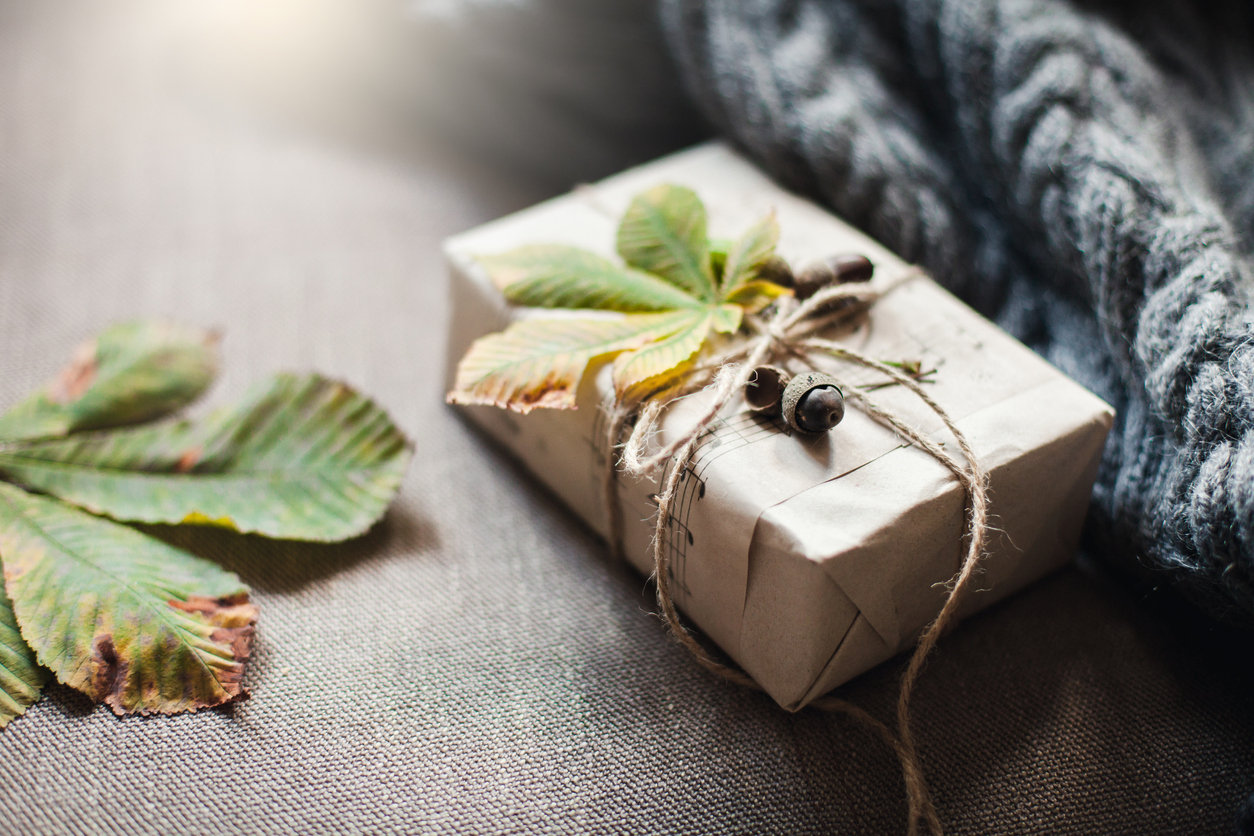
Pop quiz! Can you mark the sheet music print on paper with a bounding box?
[654,412,790,602]
[588,407,790,601]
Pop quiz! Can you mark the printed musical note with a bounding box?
[657,410,790,602]
[584,402,795,604]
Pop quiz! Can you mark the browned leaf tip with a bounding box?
[88,634,128,713]
[170,592,257,629]
[200,593,258,707]
[446,372,579,414]
[84,594,258,716]
[48,340,98,404]
[498,379,578,413]
[171,594,258,702]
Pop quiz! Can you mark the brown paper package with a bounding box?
[443,143,1113,710]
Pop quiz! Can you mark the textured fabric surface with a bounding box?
[661,0,1254,627]
[1,1,1253,834]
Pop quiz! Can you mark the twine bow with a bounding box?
[601,266,989,836]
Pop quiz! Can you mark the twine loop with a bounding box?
[601,265,988,836]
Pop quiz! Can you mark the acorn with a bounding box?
[794,254,875,301]
[744,365,790,415]
[781,371,845,434]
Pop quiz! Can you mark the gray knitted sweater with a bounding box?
[661,0,1254,625]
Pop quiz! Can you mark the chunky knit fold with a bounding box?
[662,0,1254,625]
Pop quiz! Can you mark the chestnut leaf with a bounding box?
[449,184,788,412]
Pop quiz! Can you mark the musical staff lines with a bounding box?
[655,411,789,600]
[585,400,792,602]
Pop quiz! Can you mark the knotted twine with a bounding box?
[600,267,989,836]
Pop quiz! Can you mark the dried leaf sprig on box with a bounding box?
[0,322,413,724]
[447,184,794,411]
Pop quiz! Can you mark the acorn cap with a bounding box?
[757,255,796,289]
[794,253,876,300]
[744,365,790,414]
[792,266,833,301]
[827,253,875,284]
[781,371,845,434]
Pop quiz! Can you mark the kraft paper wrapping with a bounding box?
[443,143,1113,710]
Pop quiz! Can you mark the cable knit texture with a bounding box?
[661,0,1254,626]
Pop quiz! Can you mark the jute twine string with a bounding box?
[601,267,989,836]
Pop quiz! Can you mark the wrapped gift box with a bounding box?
[443,143,1113,710]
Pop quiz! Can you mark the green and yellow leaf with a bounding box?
[0,587,45,728]
[449,312,696,413]
[612,308,713,401]
[0,483,255,715]
[616,184,716,302]
[0,321,218,443]
[450,186,806,412]
[720,211,780,296]
[723,280,790,312]
[0,374,413,542]
[479,245,701,312]
[711,303,744,334]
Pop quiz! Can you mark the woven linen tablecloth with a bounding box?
[0,1,1251,833]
